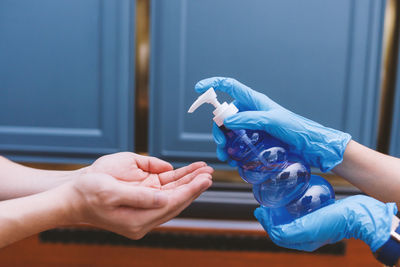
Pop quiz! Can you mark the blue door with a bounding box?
[0,0,136,163]
[149,0,386,167]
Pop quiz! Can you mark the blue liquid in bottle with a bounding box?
[221,126,335,225]
[188,87,334,226]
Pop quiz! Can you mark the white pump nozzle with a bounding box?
[188,87,238,126]
[188,88,221,113]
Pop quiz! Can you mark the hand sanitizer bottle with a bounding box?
[188,88,335,225]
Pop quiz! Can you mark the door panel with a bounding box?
[149,0,385,167]
[0,0,135,163]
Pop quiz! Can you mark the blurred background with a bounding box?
[0,0,400,266]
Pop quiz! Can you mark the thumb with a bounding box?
[135,155,173,174]
[224,111,270,131]
[254,206,273,231]
[212,123,226,146]
[113,184,168,208]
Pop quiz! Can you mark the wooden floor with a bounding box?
[0,235,381,267]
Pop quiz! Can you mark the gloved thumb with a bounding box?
[212,123,226,146]
[254,206,272,232]
[224,111,270,131]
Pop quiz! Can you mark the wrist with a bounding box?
[56,179,87,225]
[317,131,352,172]
[0,183,76,247]
[51,181,82,226]
[23,182,78,228]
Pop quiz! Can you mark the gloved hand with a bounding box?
[254,195,397,252]
[195,77,352,172]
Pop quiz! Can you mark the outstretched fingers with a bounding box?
[170,174,211,212]
[162,166,213,190]
[116,174,212,238]
[158,161,209,185]
[152,174,212,226]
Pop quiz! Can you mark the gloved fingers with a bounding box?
[279,206,346,243]
[255,203,346,245]
[195,77,274,111]
[255,196,396,253]
[216,146,228,162]
[212,123,226,147]
[254,207,310,245]
[212,123,228,161]
[282,195,397,253]
[224,110,308,159]
[212,123,238,166]
[232,100,249,112]
[215,147,238,166]
[233,99,262,113]
[267,233,325,252]
[254,207,321,251]
[254,206,273,231]
[195,77,249,97]
[224,111,270,131]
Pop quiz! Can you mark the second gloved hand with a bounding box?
[254,195,397,252]
[195,77,352,172]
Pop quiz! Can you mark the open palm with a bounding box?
[87,152,213,189]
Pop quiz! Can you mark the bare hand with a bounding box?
[86,152,212,189]
[67,158,213,239]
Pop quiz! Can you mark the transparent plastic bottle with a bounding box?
[189,88,335,225]
[221,126,334,224]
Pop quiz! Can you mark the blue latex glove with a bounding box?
[195,77,352,172]
[254,195,397,252]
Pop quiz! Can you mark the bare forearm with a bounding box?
[0,156,82,199]
[0,183,73,247]
[333,140,400,203]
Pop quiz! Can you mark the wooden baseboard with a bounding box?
[0,231,381,267]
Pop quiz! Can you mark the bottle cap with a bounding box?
[188,88,238,126]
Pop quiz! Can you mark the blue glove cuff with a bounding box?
[319,132,352,172]
[367,203,398,252]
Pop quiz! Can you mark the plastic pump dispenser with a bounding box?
[188,88,239,127]
[189,88,335,225]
